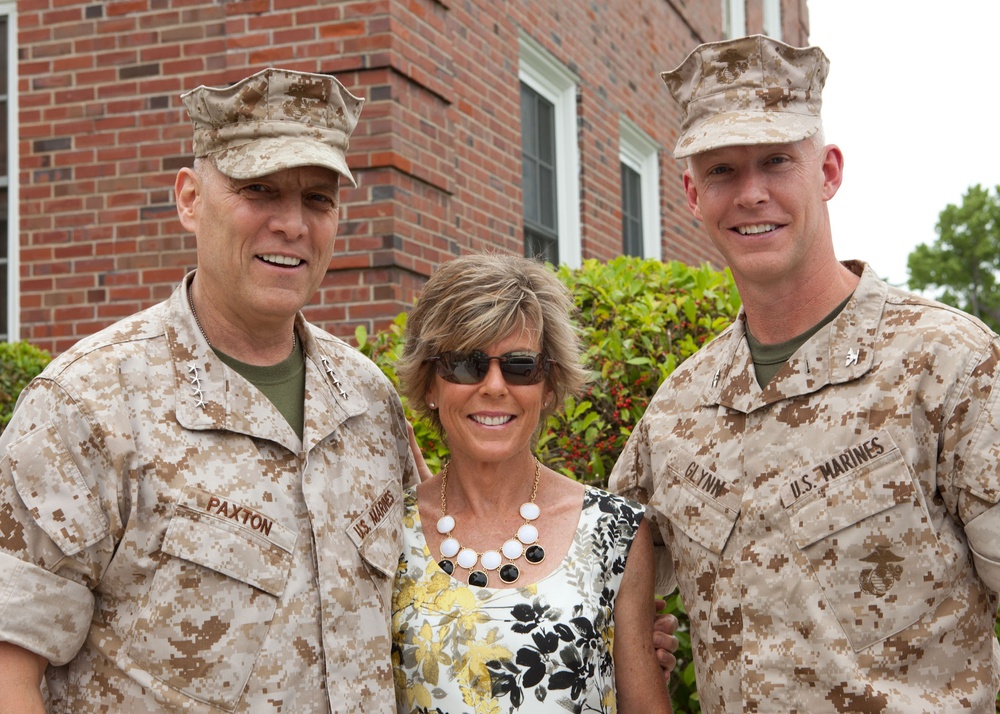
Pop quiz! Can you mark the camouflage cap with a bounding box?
[181,68,365,186]
[662,34,829,159]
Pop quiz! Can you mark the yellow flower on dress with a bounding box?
[408,682,433,711]
[600,606,615,653]
[412,621,453,686]
[602,684,617,712]
[430,582,490,636]
[451,627,511,714]
[462,688,503,714]
[395,567,451,619]
[454,627,512,693]
[393,573,417,613]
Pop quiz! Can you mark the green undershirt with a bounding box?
[746,294,852,388]
[213,335,306,439]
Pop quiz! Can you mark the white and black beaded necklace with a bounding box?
[435,459,546,587]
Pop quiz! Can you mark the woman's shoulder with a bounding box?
[573,487,645,581]
[583,486,645,523]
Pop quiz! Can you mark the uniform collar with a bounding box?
[705,261,886,413]
[165,271,367,452]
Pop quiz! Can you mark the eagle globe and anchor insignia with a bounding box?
[715,48,751,84]
[859,545,905,597]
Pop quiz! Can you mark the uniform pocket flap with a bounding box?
[657,451,740,557]
[660,477,738,557]
[165,501,294,597]
[346,486,402,577]
[8,422,110,557]
[783,437,914,549]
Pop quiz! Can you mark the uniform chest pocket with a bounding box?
[347,485,403,579]
[122,499,296,712]
[657,455,740,608]
[781,436,947,651]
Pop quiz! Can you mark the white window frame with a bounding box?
[723,0,746,39]
[1,4,17,342]
[762,0,782,40]
[518,32,581,269]
[619,117,661,260]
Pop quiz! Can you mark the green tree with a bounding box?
[907,184,1000,331]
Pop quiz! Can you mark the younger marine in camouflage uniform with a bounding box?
[611,36,1000,712]
[0,68,417,712]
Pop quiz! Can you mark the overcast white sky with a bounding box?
[807,0,1000,287]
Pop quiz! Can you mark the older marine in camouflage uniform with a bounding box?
[0,68,417,712]
[611,36,1000,712]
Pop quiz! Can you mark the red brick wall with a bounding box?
[14,0,808,355]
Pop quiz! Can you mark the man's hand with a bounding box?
[653,599,679,683]
[406,421,434,482]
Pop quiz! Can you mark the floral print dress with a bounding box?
[391,487,644,714]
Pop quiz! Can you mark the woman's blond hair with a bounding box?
[398,252,588,436]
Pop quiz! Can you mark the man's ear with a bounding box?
[820,144,845,202]
[682,170,703,221]
[175,167,200,233]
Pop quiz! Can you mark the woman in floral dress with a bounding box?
[392,253,671,714]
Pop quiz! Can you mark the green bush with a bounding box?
[356,313,453,475]
[541,257,740,486]
[0,341,52,436]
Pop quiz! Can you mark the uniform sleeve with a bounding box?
[0,378,116,664]
[609,417,676,595]
[964,504,1000,592]
[942,338,1000,591]
[390,393,420,491]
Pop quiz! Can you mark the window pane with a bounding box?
[621,164,643,257]
[0,99,7,176]
[522,157,539,224]
[524,227,558,265]
[0,18,6,96]
[520,83,559,264]
[763,0,782,39]
[0,188,7,341]
[0,268,7,340]
[1,16,9,340]
[0,189,7,263]
[536,99,554,163]
[520,84,537,155]
[538,165,555,227]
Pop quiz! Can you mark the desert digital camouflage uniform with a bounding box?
[611,262,1000,712]
[0,273,417,712]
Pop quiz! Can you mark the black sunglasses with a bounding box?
[426,350,555,386]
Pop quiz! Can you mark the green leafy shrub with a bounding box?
[356,314,452,475]
[541,257,740,486]
[0,341,52,436]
